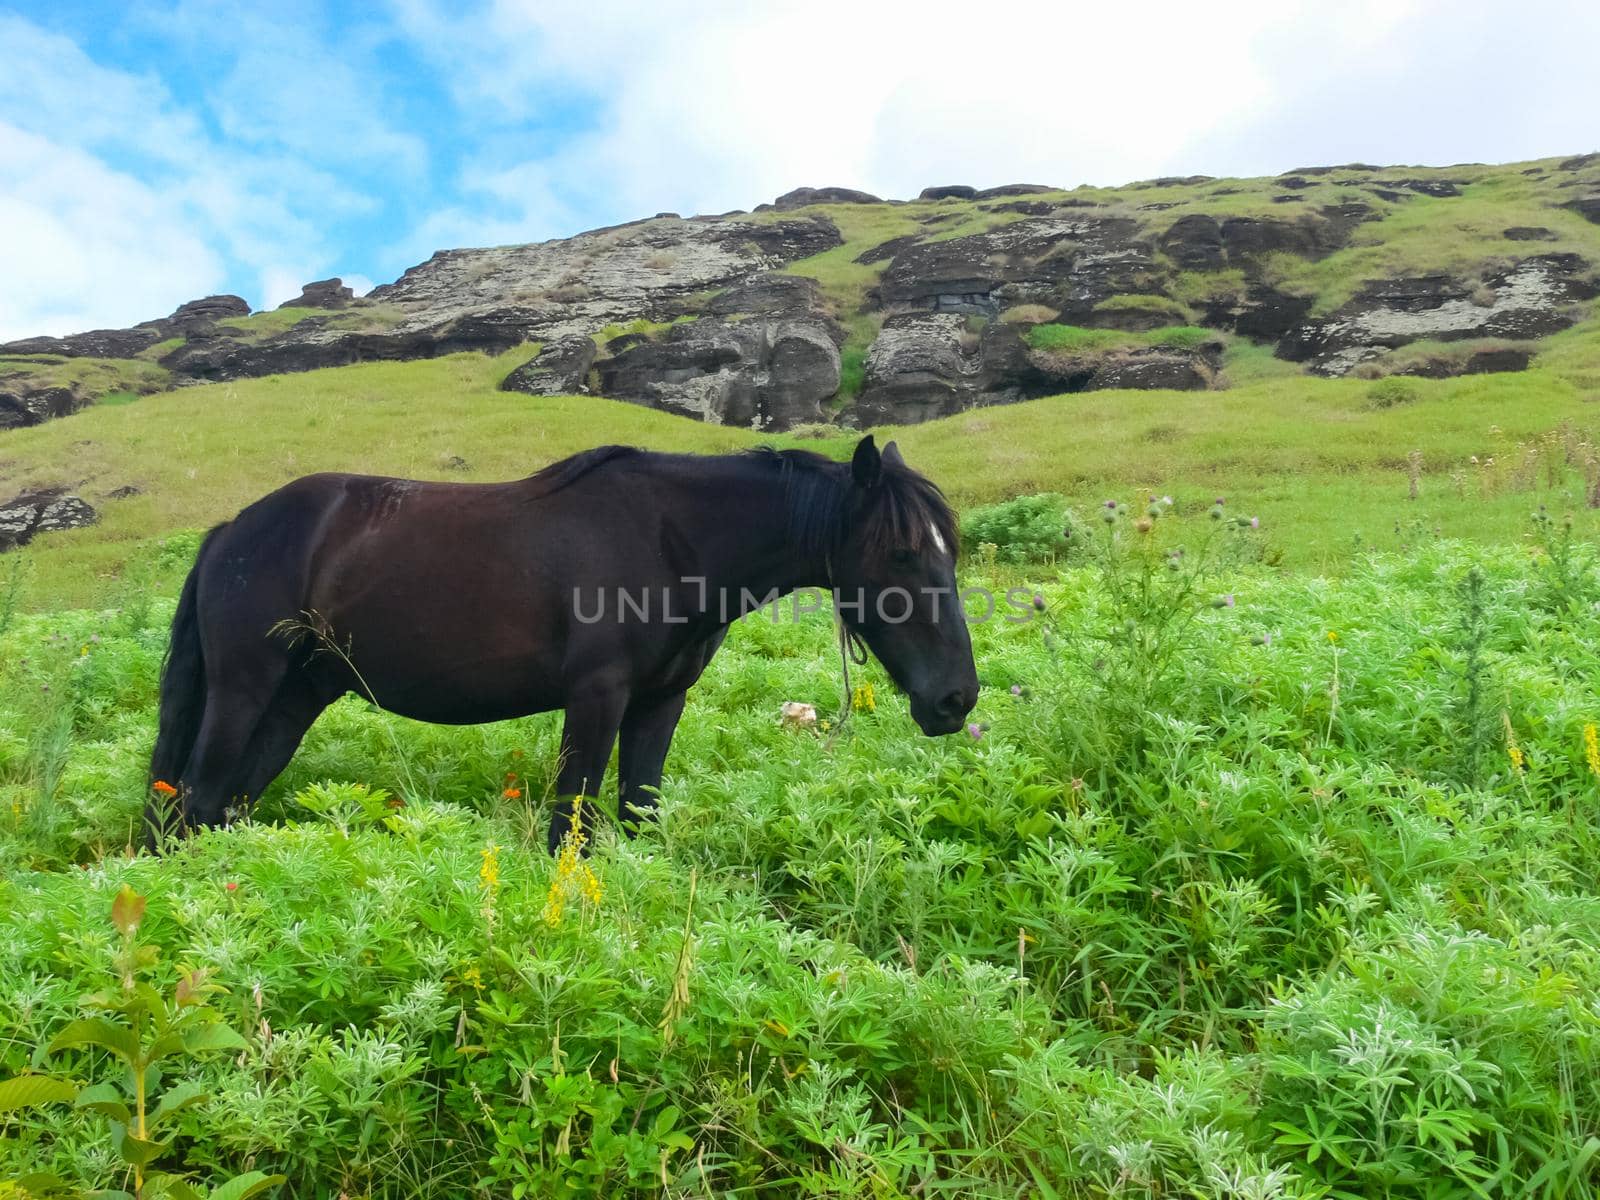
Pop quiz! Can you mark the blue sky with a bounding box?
[3,0,1598,339]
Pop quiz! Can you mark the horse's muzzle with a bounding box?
[912,684,978,736]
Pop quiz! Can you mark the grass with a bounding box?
[5,529,1600,1194]
[0,354,171,405]
[215,302,411,342]
[4,340,1600,605]
[1025,322,1216,353]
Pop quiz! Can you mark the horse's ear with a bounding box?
[881,440,906,470]
[851,435,882,489]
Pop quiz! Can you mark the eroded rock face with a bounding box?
[855,312,1219,425]
[0,328,162,359]
[599,316,840,429]
[1278,255,1599,374]
[0,489,98,552]
[0,381,88,430]
[0,294,251,360]
[5,159,1598,430]
[875,215,1156,320]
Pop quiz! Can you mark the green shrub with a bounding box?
[1368,376,1422,407]
[959,492,1075,562]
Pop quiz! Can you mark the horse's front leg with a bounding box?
[617,689,688,834]
[550,676,630,853]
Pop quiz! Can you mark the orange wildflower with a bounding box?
[151,780,177,797]
[503,787,522,799]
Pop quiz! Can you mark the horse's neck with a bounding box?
[673,462,828,610]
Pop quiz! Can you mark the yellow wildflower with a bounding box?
[1502,712,1524,774]
[462,965,483,993]
[543,795,603,927]
[479,842,501,931]
[479,842,501,892]
[1584,723,1600,778]
[851,682,876,713]
[1326,630,1339,643]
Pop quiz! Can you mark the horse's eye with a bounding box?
[891,548,918,568]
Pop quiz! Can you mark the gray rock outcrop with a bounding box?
[0,489,98,552]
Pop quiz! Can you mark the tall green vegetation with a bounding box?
[5,513,1600,1194]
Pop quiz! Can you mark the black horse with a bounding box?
[148,435,978,850]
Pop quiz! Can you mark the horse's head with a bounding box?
[827,436,979,735]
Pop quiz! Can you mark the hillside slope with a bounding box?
[4,154,1599,435]
[3,323,1598,608]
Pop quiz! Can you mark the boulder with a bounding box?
[597,316,840,430]
[1504,226,1557,241]
[0,488,98,552]
[974,184,1056,198]
[279,278,355,310]
[1565,196,1600,225]
[768,186,882,210]
[855,313,998,426]
[919,185,977,201]
[1394,345,1534,378]
[1559,153,1600,171]
[163,295,250,332]
[499,336,598,396]
[1087,349,1214,391]
[0,381,88,430]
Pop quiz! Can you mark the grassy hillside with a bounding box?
[4,311,1600,608]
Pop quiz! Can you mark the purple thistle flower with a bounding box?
[1250,516,1260,529]
[1010,684,1023,696]
[967,723,983,741]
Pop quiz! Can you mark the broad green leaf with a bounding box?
[142,1172,206,1200]
[111,1124,175,1167]
[145,1032,186,1064]
[181,1024,249,1055]
[150,1079,209,1127]
[0,1073,78,1111]
[74,1081,132,1123]
[207,1171,287,1200]
[48,1017,140,1063]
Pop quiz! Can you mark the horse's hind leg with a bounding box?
[179,686,277,829]
[234,674,331,810]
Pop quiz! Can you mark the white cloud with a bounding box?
[385,0,1598,267]
[0,123,224,340]
[0,11,386,337]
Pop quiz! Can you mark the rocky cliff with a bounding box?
[5,154,1599,434]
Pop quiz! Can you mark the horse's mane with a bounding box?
[747,446,959,561]
[524,443,957,560]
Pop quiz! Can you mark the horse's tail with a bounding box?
[148,524,227,813]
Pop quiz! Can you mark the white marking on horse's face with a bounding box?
[929,521,948,556]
